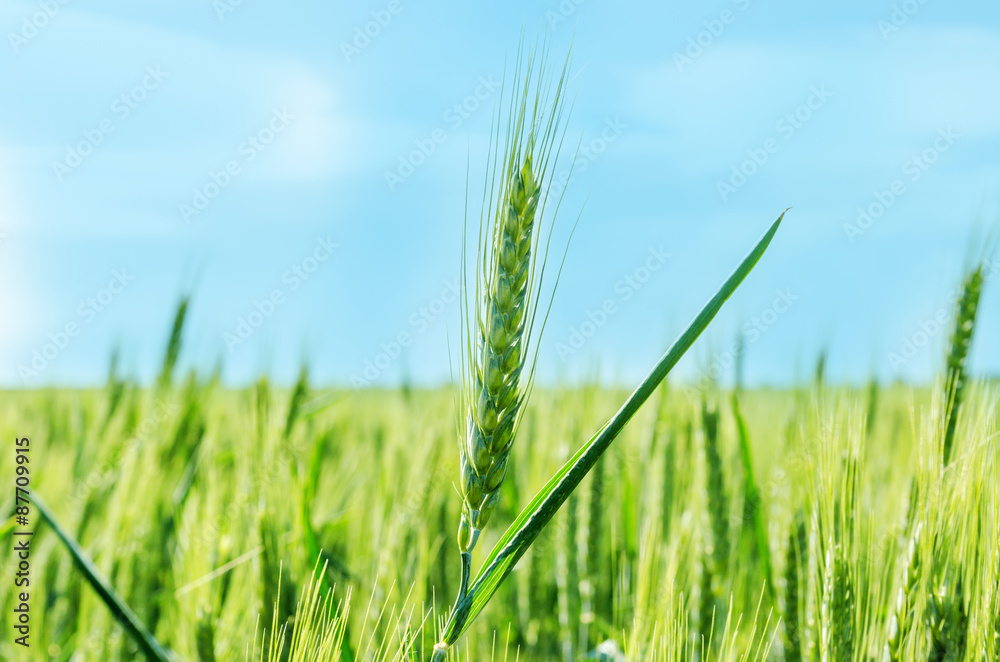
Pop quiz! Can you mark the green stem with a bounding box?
[458,551,472,605]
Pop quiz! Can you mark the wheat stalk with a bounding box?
[436,47,572,661]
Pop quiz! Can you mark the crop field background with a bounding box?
[2,2,1000,661]
[0,322,997,660]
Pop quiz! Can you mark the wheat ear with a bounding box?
[927,573,968,662]
[783,512,806,662]
[702,398,730,576]
[883,523,922,662]
[196,606,217,662]
[992,542,999,662]
[942,265,983,465]
[458,51,570,554]
[696,532,716,657]
[459,154,540,549]
[820,544,853,662]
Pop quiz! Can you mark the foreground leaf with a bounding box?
[30,491,176,662]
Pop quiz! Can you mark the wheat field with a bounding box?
[0,343,996,660]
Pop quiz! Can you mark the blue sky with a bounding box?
[1,0,999,389]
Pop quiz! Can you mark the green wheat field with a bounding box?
[0,303,997,660]
[2,50,998,662]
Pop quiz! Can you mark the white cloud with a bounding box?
[252,68,354,182]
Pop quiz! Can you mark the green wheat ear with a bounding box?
[783,511,806,662]
[992,542,1000,662]
[927,572,968,662]
[458,49,572,552]
[701,397,729,578]
[883,523,922,662]
[820,543,854,662]
[460,154,540,543]
[942,265,983,465]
